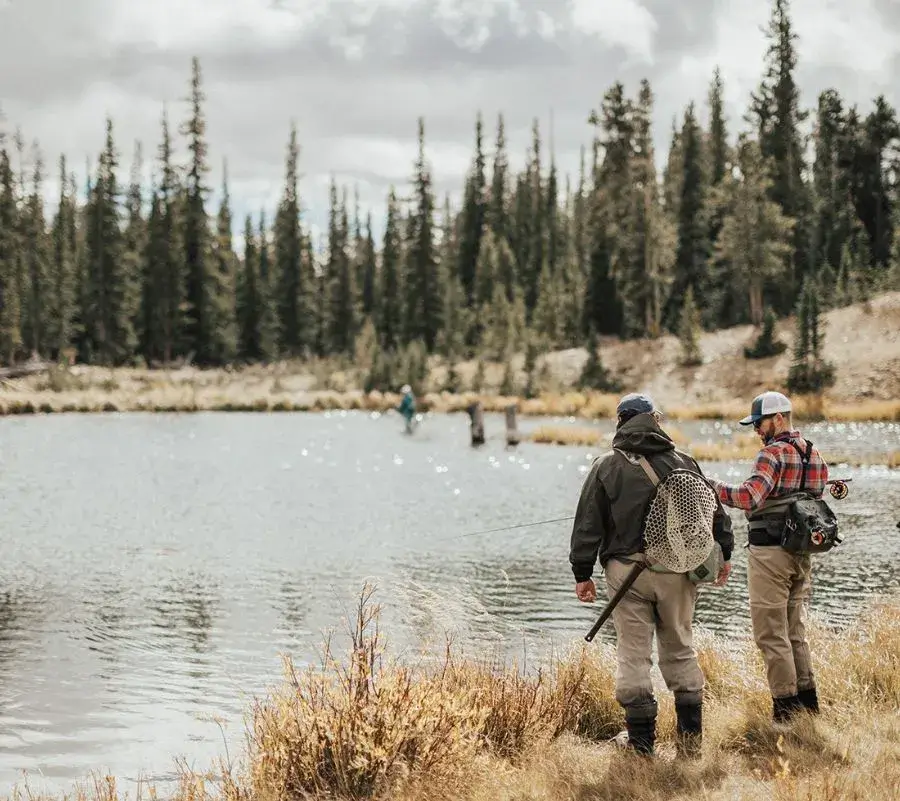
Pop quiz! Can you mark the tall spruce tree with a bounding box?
[665,102,709,330]
[257,211,279,360]
[457,112,487,305]
[275,123,308,355]
[122,143,146,353]
[23,147,49,356]
[326,181,356,355]
[378,188,403,350]
[181,57,216,363]
[86,118,134,364]
[48,155,76,359]
[210,160,238,361]
[404,118,442,349]
[750,0,809,303]
[716,136,794,324]
[0,129,21,363]
[142,109,184,364]
[237,214,261,360]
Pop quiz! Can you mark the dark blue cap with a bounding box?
[616,393,660,418]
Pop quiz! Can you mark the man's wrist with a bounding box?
[572,564,593,583]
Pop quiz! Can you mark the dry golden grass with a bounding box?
[528,425,607,446]
[3,365,900,423]
[8,590,900,801]
[527,425,900,467]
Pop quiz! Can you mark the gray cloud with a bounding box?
[1,0,899,248]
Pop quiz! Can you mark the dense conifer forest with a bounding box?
[0,0,897,394]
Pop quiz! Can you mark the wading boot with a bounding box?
[675,702,703,759]
[798,687,820,714]
[772,694,803,723]
[622,703,657,756]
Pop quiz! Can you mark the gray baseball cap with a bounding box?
[616,393,661,417]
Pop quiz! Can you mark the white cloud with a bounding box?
[570,0,658,64]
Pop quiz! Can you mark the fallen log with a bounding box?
[0,361,53,380]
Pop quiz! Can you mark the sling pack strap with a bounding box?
[613,448,661,486]
[786,439,814,492]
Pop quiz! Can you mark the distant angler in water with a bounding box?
[397,384,416,434]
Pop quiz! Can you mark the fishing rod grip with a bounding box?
[584,562,646,643]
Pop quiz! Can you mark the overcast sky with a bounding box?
[1,0,899,250]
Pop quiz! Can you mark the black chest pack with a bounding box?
[759,439,842,555]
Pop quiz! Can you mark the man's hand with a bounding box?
[714,561,732,586]
[576,579,597,602]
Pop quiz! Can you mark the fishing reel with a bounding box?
[828,479,850,500]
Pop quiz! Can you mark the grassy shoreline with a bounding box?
[2,364,900,422]
[528,425,900,467]
[10,587,900,801]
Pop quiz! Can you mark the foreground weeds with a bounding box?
[7,590,900,801]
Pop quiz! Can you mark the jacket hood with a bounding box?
[611,413,676,454]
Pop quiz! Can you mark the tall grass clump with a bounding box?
[246,585,488,800]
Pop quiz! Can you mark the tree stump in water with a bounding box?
[505,403,520,446]
[467,402,485,446]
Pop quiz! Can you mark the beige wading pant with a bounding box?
[605,556,704,709]
[747,545,815,698]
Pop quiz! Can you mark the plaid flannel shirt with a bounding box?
[708,431,829,513]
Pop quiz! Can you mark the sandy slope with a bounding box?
[542,292,900,406]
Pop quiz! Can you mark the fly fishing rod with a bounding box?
[456,479,851,540]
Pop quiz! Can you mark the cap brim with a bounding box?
[739,415,757,426]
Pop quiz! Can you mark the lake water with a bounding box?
[0,411,898,792]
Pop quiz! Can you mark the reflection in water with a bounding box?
[149,575,219,655]
[0,411,896,791]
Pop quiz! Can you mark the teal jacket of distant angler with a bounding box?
[569,413,735,582]
[398,392,416,421]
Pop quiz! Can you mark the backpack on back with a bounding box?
[614,448,721,583]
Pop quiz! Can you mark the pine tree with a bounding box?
[626,79,674,338]
[359,211,377,320]
[457,112,487,305]
[811,90,852,274]
[23,146,49,356]
[181,57,216,364]
[404,118,442,349]
[706,68,735,328]
[488,114,510,245]
[744,306,787,359]
[378,188,403,350]
[237,214,261,360]
[257,211,279,360]
[142,109,184,364]
[47,156,76,359]
[579,330,619,391]
[86,118,134,364]
[122,143,146,356]
[584,83,633,336]
[0,131,22,363]
[326,181,356,355]
[787,276,835,393]
[750,0,810,301]
[275,123,308,355]
[437,197,467,359]
[708,68,729,186]
[677,285,703,366]
[210,161,238,361]
[665,102,709,331]
[715,136,794,325]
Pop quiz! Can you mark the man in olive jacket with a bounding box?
[570,393,734,756]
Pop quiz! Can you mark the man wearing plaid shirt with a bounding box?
[706,391,828,723]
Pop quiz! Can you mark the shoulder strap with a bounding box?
[613,447,660,486]
[786,438,814,492]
